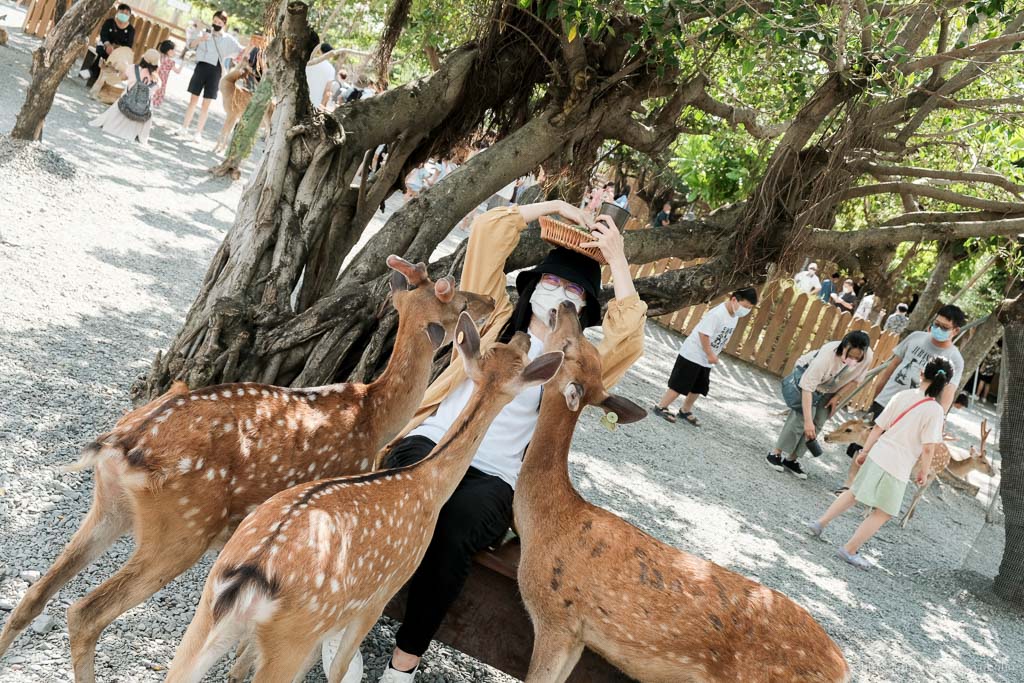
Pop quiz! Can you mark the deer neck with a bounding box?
[417,383,513,504]
[365,317,435,445]
[515,388,580,534]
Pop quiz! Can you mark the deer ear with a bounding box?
[563,382,583,411]
[521,351,564,387]
[426,323,446,350]
[454,311,480,360]
[599,394,647,424]
[390,269,411,294]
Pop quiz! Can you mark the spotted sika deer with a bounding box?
[823,418,994,527]
[164,312,564,682]
[515,303,849,683]
[0,257,493,682]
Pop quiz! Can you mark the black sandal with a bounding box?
[679,411,701,427]
[652,406,676,423]
[833,486,850,497]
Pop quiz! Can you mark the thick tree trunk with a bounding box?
[906,240,967,331]
[995,294,1024,606]
[210,76,274,180]
[10,0,113,140]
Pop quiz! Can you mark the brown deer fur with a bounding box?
[165,312,564,683]
[823,419,995,527]
[0,257,493,682]
[515,303,849,683]
[214,64,273,154]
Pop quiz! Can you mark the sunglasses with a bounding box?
[539,273,586,301]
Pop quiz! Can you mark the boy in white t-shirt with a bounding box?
[653,288,758,426]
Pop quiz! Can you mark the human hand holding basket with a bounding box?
[538,214,607,264]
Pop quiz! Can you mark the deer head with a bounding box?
[454,311,565,398]
[966,446,997,477]
[542,301,646,423]
[823,418,873,444]
[386,255,494,349]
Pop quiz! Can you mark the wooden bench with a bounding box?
[383,537,634,681]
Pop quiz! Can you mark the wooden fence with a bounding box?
[606,258,901,411]
[22,1,185,62]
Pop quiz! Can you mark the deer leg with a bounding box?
[524,627,584,683]
[250,628,319,683]
[325,611,378,683]
[165,588,244,683]
[67,529,211,682]
[0,472,130,659]
[900,478,933,529]
[227,637,257,683]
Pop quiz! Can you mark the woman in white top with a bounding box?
[808,357,952,569]
[766,331,873,479]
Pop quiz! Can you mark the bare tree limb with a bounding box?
[810,217,1024,250]
[854,162,1024,198]
[880,210,1010,227]
[836,182,1024,213]
[688,89,790,138]
[901,31,1024,73]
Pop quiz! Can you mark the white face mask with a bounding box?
[734,305,752,317]
[530,286,584,328]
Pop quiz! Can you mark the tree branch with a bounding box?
[900,31,1024,73]
[836,182,1024,213]
[854,162,1024,198]
[688,89,789,138]
[811,217,1024,250]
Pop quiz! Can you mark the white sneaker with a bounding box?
[78,69,91,79]
[379,661,419,682]
[321,635,363,683]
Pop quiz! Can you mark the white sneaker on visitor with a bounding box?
[78,69,91,80]
[379,660,419,682]
[321,635,363,683]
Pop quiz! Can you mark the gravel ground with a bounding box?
[2,6,1022,682]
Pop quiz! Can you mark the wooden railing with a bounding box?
[608,257,901,411]
[22,1,185,61]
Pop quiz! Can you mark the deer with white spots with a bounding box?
[164,311,564,682]
[515,303,850,683]
[824,418,995,528]
[0,257,493,682]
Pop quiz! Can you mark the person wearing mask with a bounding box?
[89,48,161,146]
[305,42,337,107]
[884,303,911,336]
[81,5,136,88]
[809,357,952,569]
[830,278,857,313]
[176,10,242,143]
[652,288,759,426]
[652,201,672,227]
[766,332,873,479]
[321,201,646,682]
[835,304,967,494]
[793,262,822,296]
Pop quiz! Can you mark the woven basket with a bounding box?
[538,216,606,264]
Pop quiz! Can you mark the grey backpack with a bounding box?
[118,66,152,123]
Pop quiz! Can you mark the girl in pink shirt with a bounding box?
[807,357,951,569]
[152,40,182,108]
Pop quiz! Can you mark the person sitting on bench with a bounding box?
[321,201,647,682]
[80,4,136,88]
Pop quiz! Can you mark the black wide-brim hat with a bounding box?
[515,247,602,328]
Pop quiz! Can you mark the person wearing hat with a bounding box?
[89,48,162,146]
[321,200,647,682]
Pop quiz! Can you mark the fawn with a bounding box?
[165,311,564,682]
[0,256,493,682]
[823,418,995,527]
[515,303,849,683]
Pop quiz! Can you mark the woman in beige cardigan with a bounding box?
[326,199,647,683]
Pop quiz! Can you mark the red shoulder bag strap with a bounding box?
[886,397,935,429]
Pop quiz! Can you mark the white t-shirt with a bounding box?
[678,302,738,368]
[305,60,335,105]
[796,340,873,394]
[876,331,964,406]
[793,271,821,293]
[868,389,944,482]
[409,333,544,489]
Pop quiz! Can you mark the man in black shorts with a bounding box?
[177,10,242,142]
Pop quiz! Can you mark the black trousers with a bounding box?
[384,435,514,656]
[83,47,110,88]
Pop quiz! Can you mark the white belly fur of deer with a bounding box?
[0,257,493,682]
[165,312,564,682]
[824,418,995,527]
[514,303,850,683]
